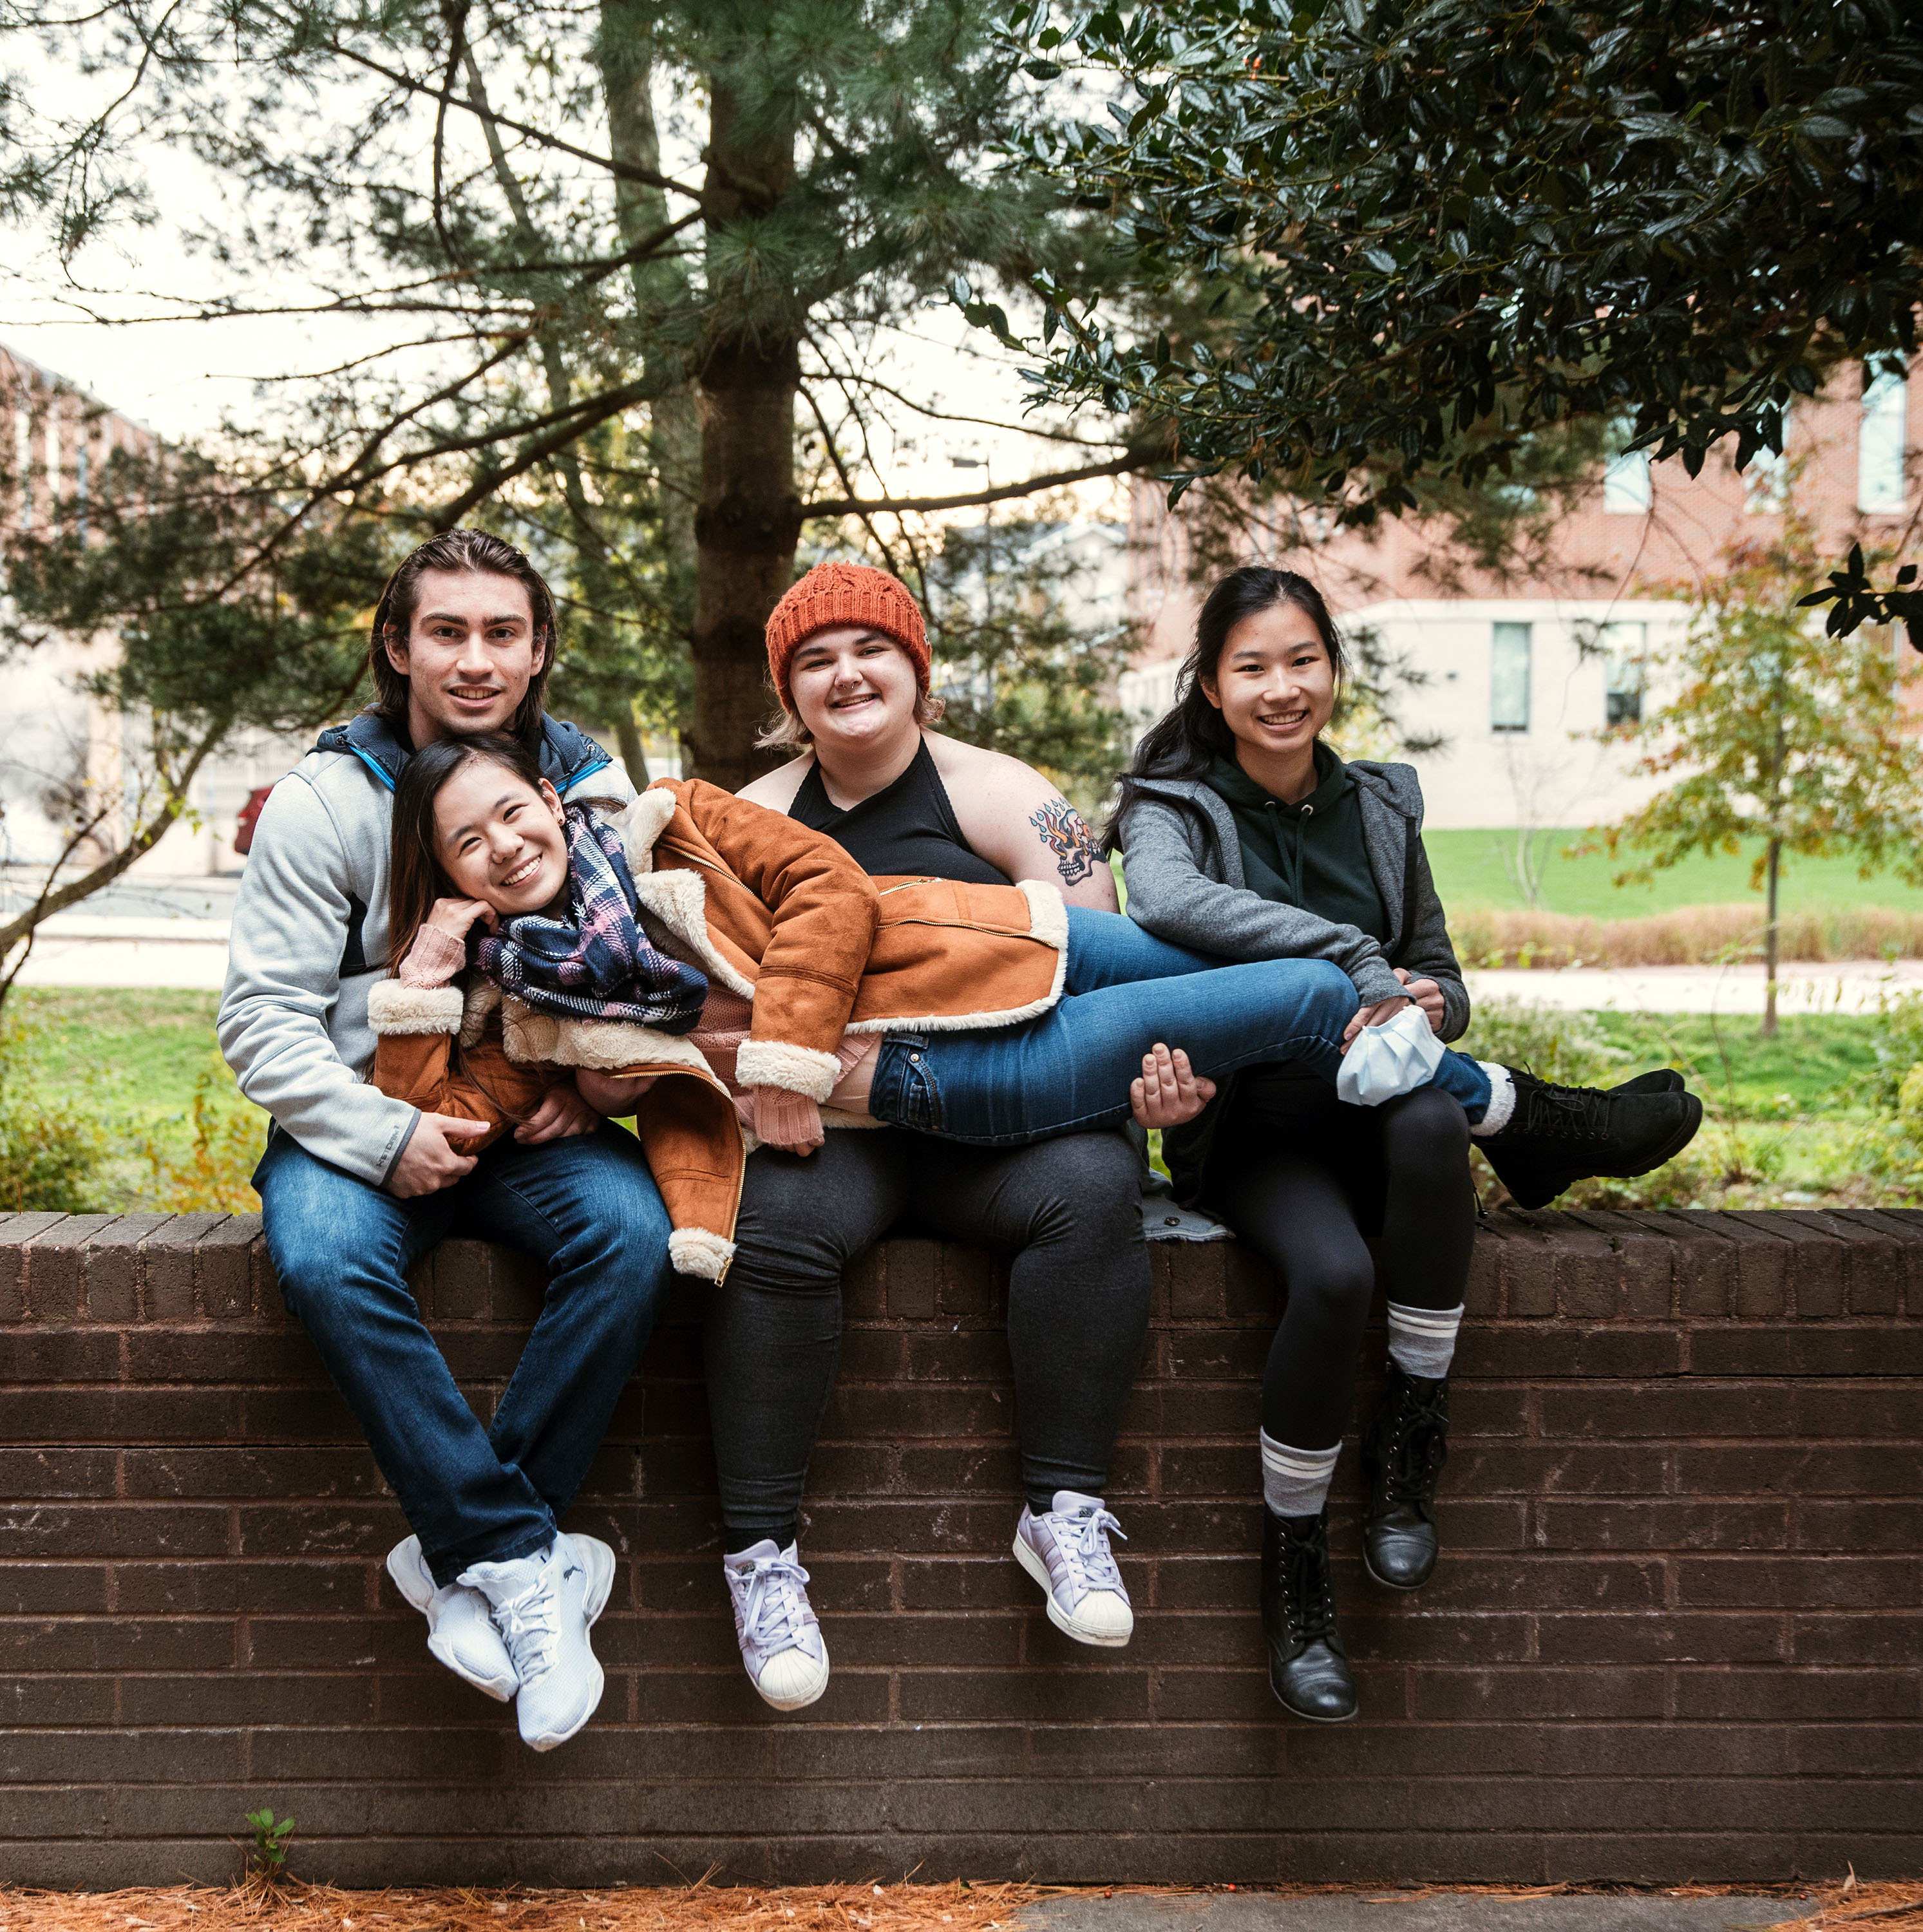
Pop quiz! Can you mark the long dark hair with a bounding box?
[388,733,549,974]
[1102,566,1349,851]
[369,530,558,739]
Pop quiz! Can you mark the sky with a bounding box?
[0,37,1125,511]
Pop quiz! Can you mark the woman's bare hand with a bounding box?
[1341,993,1414,1047]
[1131,1043,1217,1129]
[576,1069,657,1117]
[423,896,499,939]
[1394,967,1448,1035]
[514,1078,602,1143]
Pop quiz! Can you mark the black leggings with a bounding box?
[704,1126,1150,1546]
[1204,1073,1475,1452]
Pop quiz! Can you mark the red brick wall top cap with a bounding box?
[764,562,930,715]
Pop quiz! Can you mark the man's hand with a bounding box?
[1394,966,1448,1035]
[388,1112,488,1197]
[576,1069,657,1117]
[515,1077,603,1144]
[1131,1043,1217,1129]
[1342,993,1414,1048]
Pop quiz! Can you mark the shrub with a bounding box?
[0,1018,110,1211]
[1453,996,1633,1089]
[144,1056,265,1211]
[1448,903,1923,970]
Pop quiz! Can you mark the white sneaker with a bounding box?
[724,1540,830,1711]
[458,1533,615,1751]
[386,1535,518,1702]
[1014,1492,1135,1647]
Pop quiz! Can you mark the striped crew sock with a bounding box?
[1387,1301,1464,1380]
[1259,1433,1341,1518]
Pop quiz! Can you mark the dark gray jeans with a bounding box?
[704,1126,1150,1548]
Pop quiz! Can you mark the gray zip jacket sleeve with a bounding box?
[1117,761,1471,1043]
[218,764,416,1186]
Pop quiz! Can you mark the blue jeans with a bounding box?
[868,907,1492,1144]
[256,1122,673,1586]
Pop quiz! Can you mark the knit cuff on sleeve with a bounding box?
[397,924,469,988]
[752,1085,826,1151]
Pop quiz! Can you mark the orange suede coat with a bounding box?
[368,778,1069,1282]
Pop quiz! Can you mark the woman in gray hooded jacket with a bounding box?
[1110,565,1700,1725]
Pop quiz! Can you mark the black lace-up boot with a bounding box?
[1480,1068,1702,1210]
[1260,1507,1356,1723]
[1361,1362,1450,1590]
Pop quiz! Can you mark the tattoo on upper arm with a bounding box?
[1029,798,1099,886]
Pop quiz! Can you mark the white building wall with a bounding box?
[1121,596,1691,831]
[1347,596,1690,829]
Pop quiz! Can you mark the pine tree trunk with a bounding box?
[688,82,800,789]
[597,0,700,681]
[1763,834,1781,1037]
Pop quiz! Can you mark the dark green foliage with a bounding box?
[1,440,383,741]
[995,0,1922,632]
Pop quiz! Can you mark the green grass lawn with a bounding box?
[4,989,261,1210]
[1425,827,1923,918]
[1590,1011,1884,1117]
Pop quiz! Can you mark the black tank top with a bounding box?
[790,737,1012,886]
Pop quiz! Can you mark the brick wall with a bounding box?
[3,1208,1919,1889]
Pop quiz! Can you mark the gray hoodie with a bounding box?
[1117,758,1471,1199]
[1117,757,1468,1034]
[217,712,631,1188]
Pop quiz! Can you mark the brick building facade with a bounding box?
[1123,361,1920,830]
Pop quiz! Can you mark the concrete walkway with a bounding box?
[1021,1894,1808,1932]
[1467,960,1923,1016]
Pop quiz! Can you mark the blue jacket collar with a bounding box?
[314,709,614,795]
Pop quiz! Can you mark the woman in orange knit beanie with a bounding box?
[711,555,1164,1707]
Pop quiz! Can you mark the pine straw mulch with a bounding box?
[0,1875,1917,1932]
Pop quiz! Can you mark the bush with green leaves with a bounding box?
[992,0,1922,636]
[1453,997,1633,1092]
[0,1019,109,1212]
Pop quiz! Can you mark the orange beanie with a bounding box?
[764,561,929,715]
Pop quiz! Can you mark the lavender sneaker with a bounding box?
[1014,1492,1134,1647]
[724,1540,830,1711]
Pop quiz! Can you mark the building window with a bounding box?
[1860,361,1908,513]
[14,402,30,531]
[1745,408,1792,513]
[1603,621,1647,726]
[1492,621,1531,732]
[1603,443,1651,514]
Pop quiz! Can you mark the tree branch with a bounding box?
[430,374,663,529]
[319,32,704,203]
[0,713,232,959]
[804,452,1152,518]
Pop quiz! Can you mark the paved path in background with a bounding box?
[1019,1895,1808,1932]
[1468,960,1923,1016]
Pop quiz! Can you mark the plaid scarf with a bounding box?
[471,806,708,1032]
